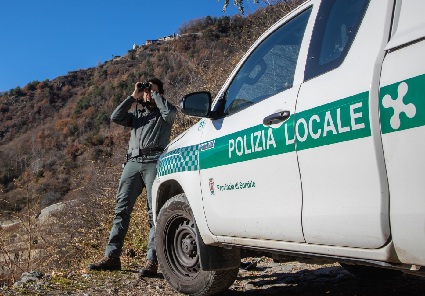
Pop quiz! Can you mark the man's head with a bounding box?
[141,77,164,109]
[147,77,164,94]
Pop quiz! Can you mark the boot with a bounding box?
[87,256,121,271]
[139,260,158,278]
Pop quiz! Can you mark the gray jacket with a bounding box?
[111,91,177,159]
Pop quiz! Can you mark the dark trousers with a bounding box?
[105,159,157,262]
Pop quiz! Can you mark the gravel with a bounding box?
[2,258,425,295]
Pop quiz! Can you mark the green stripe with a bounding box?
[296,91,370,151]
[200,92,371,169]
[158,74,425,175]
[200,119,295,169]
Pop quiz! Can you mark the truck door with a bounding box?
[379,0,425,265]
[199,6,313,242]
[297,0,394,248]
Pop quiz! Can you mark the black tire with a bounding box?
[156,193,239,296]
[340,263,403,280]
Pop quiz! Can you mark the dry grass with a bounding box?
[0,157,151,286]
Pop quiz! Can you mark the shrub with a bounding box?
[94,111,110,127]
[84,133,104,146]
[9,86,24,96]
[74,97,92,114]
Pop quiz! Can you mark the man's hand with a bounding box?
[131,82,143,100]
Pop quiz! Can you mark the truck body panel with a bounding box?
[153,1,425,283]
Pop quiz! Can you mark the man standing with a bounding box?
[88,78,176,278]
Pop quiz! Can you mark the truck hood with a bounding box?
[163,119,204,153]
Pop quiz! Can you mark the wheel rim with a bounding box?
[165,214,200,279]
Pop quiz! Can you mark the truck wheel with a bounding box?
[156,193,239,296]
[340,263,402,280]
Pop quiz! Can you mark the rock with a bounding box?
[13,271,43,287]
[38,202,65,220]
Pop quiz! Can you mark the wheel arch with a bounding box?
[155,182,241,271]
[154,176,215,245]
[154,179,184,219]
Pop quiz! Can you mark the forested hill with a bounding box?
[0,1,302,218]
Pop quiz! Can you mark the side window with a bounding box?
[304,0,369,81]
[222,8,312,116]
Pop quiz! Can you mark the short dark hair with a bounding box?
[148,77,164,94]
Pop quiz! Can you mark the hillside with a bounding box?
[0,2,292,214]
[0,0,304,286]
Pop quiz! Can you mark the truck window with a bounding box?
[223,7,312,116]
[304,0,369,81]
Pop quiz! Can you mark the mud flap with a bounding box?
[195,227,241,271]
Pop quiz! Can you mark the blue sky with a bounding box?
[0,0,261,92]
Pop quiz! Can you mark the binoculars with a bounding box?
[137,82,151,90]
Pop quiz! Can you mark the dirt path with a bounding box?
[2,259,425,295]
[226,260,425,295]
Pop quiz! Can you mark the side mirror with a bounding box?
[179,91,212,118]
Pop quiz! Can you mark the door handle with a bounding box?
[263,111,291,126]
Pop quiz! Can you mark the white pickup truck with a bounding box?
[152,0,425,295]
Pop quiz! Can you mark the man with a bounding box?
[88,78,176,278]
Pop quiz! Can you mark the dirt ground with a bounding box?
[2,258,425,295]
[226,259,425,296]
